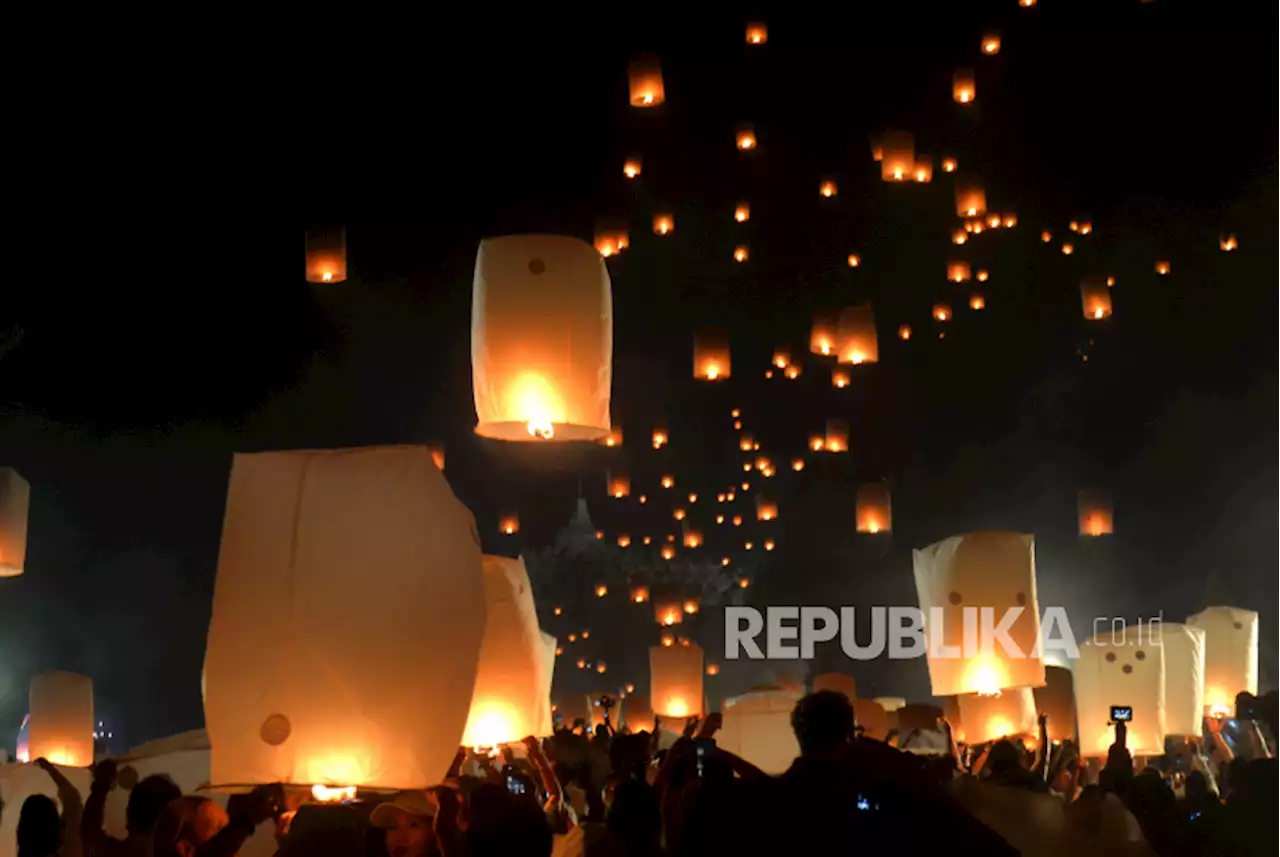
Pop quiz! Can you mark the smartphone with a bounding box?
[694,738,716,776]
[505,773,527,795]
[1110,705,1133,723]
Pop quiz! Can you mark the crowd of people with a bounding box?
[6,690,1275,857]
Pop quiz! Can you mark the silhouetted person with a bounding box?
[17,794,61,857]
[82,759,182,857]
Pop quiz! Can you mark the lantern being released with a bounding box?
[954,178,987,217]
[1032,666,1077,744]
[28,671,94,767]
[718,688,802,774]
[305,226,348,284]
[736,123,757,150]
[912,532,1046,697]
[955,687,1035,744]
[1157,623,1206,737]
[650,643,704,718]
[693,327,731,381]
[461,556,545,747]
[1075,633,1166,756]
[1077,490,1113,536]
[745,22,767,44]
[1080,278,1112,320]
[824,419,849,453]
[810,311,839,356]
[1186,606,1259,716]
[880,130,915,182]
[472,235,612,442]
[953,68,976,104]
[627,56,665,107]
[652,213,674,235]
[204,446,486,790]
[855,483,892,534]
[0,467,30,577]
[836,304,879,365]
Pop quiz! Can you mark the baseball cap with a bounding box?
[369,791,434,828]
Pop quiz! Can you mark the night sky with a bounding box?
[1,0,1276,747]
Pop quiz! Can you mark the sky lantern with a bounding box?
[660,474,674,489]
[653,586,683,626]
[693,327,731,381]
[955,687,1036,744]
[932,303,952,322]
[1077,221,1092,235]
[836,304,879,365]
[986,213,1002,229]
[683,598,700,615]
[810,311,839,356]
[1075,633,1166,756]
[652,213,674,235]
[617,534,631,548]
[499,513,520,535]
[629,582,650,606]
[1040,230,1052,243]
[947,261,971,283]
[460,556,545,748]
[1079,278,1112,321]
[650,643,704,718]
[1219,234,1238,251]
[739,433,755,452]
[791,458,805,472]
[756,495,779,521]
[661,544,675,561]
[1155,260,1170,275]
[976,269,989,283]
[856,483,892,534]
[734,203,750,222]
[472,235,613,442]
[846,253,861,268]
[1061,243,1074,255]
[0,467,30,577]
[941,157,957,173]
[772,347,791,369]
[682,527,702,549]
[783,365,800,380]
[733,245,750,263]
[832,368,850,389]
[745,22,768,44]
[652,428,668,449]
[595,583,608,598]
[981,32,1001,55]
[969,294,985,311]
[824,419,849,453]
[912,532,1045,697]
[952,68,976,104]
[1158,624,1206,737]
[1003,213,1018,228]
[673,508,686,521]
[706,663,720,676]
[1020,0,1037,6]
[819,178,838,198]
[305,226,348,284]
[880,130,915,182]
[954,178,986,217]
[718,688,802,774]
[1187,606,1259,716]
[607,470,631,498]
[736,123,757,150]
[600,427,623,448]
[913,156,933,183]
[204,446,485,790]
[627,56,665,107]
[623,157,642,179]
[867,132,884,162]
[28,671,94,767]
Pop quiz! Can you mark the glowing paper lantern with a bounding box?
[954,178,987,217]
[898,325,912,341]
[1077,490,1113,536]
[204,445,486,789]
[853,699,889,741]
[824,419,849,453]
[819,179,838,198]
[607,470,631,498]
[969,294,986,311]
[627,56,665,107]
[652,213,674,235]
[947,261,971,283]
[812,673,856,700]
[1061,243,1074,256]
[755,495,778,521]
[28,672,94,767]
[650,643,704,718]
[693,327,731,381]
[1031,666,1076,744]
[718,688,802,774]
[653,586,683,627]
[847,254,861,267]
[941,157,957,173]
[836,304,879,364]
[956,687,1036,744]
[810,311,839,356]
[868,134,884,162]
[745,22,768,44]
[912,532,1045,697]
[472,235,612,442]
[772,347,791,368]
[1157,624,1205,737]
[461,556,544,747]
[0,467,30,577]
[855,483,891,534]
[1075,633,1166,756]
[1186,606,1259,715]
[1219,234,1238,252]
[912,156,933,183]
[832,368,850,389]
[499,514,520,535]
[1154,260,1170,275]
[305,226,348,284]
[953,68,976,104]
[623,157,642,179]
[932,303,952,322]
[880,130,915,182]
[593,225,629,258]
[1080,278,1112,321]
[735,123,757,150]
[652,429,668,449]
[734,203,750,223]
[981,32,1001,55]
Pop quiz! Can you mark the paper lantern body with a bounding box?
[204,446,486,790]
[0,467,30,577]
[856,483,892,534]
[693,327,731,381]
[956,687,1036,744]
[1077,490,1113,536]
[912,533,1045,697]
[1080,278,1113,320]
[1158,624,1205,736]
[650,644,704,718]
[953,68,976,104]
[530,632,557,737]
[623,694,655,732]
[653,585,684,626]
[880,130,915,181]
[824,419,849,453]
[836,304,879,364]
[627,57,665,107]
[305,226,347,284]
[29,671,94,767]
[853,699,889,741]
[1187,606,1259,713]
[718,688,801,774]
[1075,633,1166,756]
[460,556,545,747]
[755,495,778,521]
[947,261,971,283]
[812,672,856,700]
[472,235,613,442]
[810,311,839,356]
[1032,666,1077,743]
[954,179,987,218]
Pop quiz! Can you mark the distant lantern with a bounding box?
[832,368,850,389]
[846,254,861,267]
[554,607,563,616]
[628,56,665,107]
[600,427,623,448]
[953,68,976,104]
[954,178,986,217]
[28,671,94,767]
[836,304,879,365]
[1219,234,1238,251]
[784,365,800,380]
[1069,221,1079,233]
[809,434,825,451]
[736,124,757,151]
[986,213,1002,229]
[975,269,989,283]
[650,643,704,718]
[772,347,791,368]
[1020,0,1037,6]
[947,261,971,283]
[661,474,674,488]
[652,429,668,449]
[1078,222,1092,235]
[1003,213,1018,228]
[693,327,731,381]
[764,540,776,551]
[756,495,779,521]
[791,458,805,472]
[745,22,768,44]
[1040,230,1052,243]
[734,245,749,263]
[706,663,720,676]
[933,303,952,322]
[880,130,915,182]
[942,157,958,173]
[824,419,849,453]
[897,324,912,341]
[969,294,985,311]
[593,227,626,258]
[576,659,587,669]
[608,471,631,498]
[595,531,604,540]
[868,133,884,162]
[1061,243,1074,256]
[630,580,650,603]
[0,467,31,577]
[732,515,743,526]
[499,514,520,535]
[734,203,751,223]
[982,32,1001,54]
[639,495,647,504]
[595,584,608,598]
[305,225,348,284]
[856,483,892,534]
[1077,489,1114,536]
[596,662,607,674]
[660,545,675,561]
[1155,260,1170,275]
[683,598,700,616]
[653,587,683,626]
[810,310,839,356]
[1080,277,1112,320]
[688,492,698,503]
[819,179,838,198]
[673,508,686,521]
[617,534,631,548]
[653,213,674,235]
[1106,275,1116,287]
[738,576,750,589]
[472,235,613,442]
[913,156,933,183]
[623,157,642,179]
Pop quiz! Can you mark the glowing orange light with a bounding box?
[1061,243,1074,255]
[953,230,967,245]
[942,157,957,173]
[976,270,989,282]
[784,365,800,379]
[623,158,642,179]
[661,545,675,560]
[734,245,749,263]
[734,203,750,223]
[933,304,951,322]
[661,475,674,489]
[1155,261,1170,275]
[653,214,674,235]
[652,430,668,449]
[736,126,757,150]
[982,33,1001,55]
[1041,230,1052,243]
[1220,234,1238,251]
[847,254,861,267]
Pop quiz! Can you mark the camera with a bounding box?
[1110,705,1133,723]
[598,694,616,710]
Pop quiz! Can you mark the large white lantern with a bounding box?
[0,467,30,577]
[717,688,801,774]
[28,671,94,767]
[649,643,704,718]
[533,632,557,737]
[1186,606,1258,715]
[1157,623,1205,736]
[1074,632,1166,757]
[912,533,1045,697]
[955,687,1036,744]
[472,235,613,442]
[204,446,486,790]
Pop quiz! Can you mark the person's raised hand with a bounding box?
[695,712,723,740]
[92,758,119,789]
[33,757,54,773]
[682,716,700,739]
[228,782,285,828]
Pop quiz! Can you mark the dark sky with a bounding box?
[1,0,1276,744]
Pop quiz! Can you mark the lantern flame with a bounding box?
[311,784,357,803]
[321,271,333,282]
